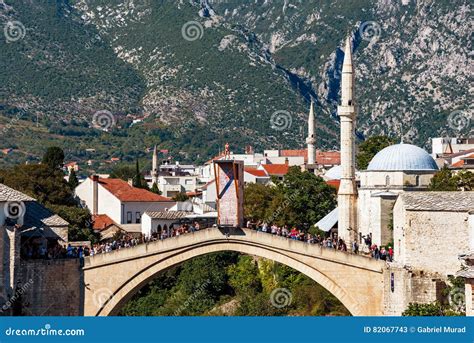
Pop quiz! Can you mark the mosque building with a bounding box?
[317,37,473,282]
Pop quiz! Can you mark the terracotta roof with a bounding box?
[280,149,307,158]
[245,168,268,177]
[279,149,340,165]
[451,154,474,168]
[316,151,341,165]
[261,164,289,176]
[96,177,172,202]
[92,214,118,231]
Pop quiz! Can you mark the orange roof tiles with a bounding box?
[261,164,289,176]
[92,214,117,231]
[96,177,172,202]
[245,168,268,177]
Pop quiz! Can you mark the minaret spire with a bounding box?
[337,36,358,245]
[306,99,316,165]
[152,145,158,185]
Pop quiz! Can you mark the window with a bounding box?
[385,175,390,186]
[135,212,141,224]
[415,175,420,186]
[126,212,132,224]
[348,100,352,106]
[185,179,193,185]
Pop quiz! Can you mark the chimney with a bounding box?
[92,175,99,215]
[128,178,134,186]
[284,157,289,166]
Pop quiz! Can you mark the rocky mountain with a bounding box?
[0,0,471,170]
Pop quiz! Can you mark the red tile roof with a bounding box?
[279,149,340,165]
[245,168,268,177]
[261,164,289,176]
[92,214,117,231]
[451,154,474,168]
[316,151,340,165]
[96,177,172,202]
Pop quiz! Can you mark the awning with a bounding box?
[315,207,338,232]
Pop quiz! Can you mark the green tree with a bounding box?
[109,165,136,180]
[150,182,161,194]
[68,169,79,190]
[429,166,459,191]
[42,146,65,170]
[356,136,394,170]
[172,192,189,202]
[275,166,337,228]
[243,183,277,222]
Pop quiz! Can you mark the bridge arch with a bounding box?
[83,229,385,316]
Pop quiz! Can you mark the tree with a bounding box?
[42,146,65,170]
[428,167,473,191]
[429,166,458,191]
[275,167,337,228]
[68,169,79,190]
[244,183,277,222]
[133,159,142,188]
[150,182,161,195]
[172,192,189,202]
[110,165,136,180]
[356,135,394,170]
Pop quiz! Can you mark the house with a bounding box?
[141,200,217,237]
[91,214,140,242]
[244,168,270,184]
[75,176,175,225]
[0,183,69,255]
[259,162,290,181]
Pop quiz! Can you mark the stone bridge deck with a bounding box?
[83,228,386,316]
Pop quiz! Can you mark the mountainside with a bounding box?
[0,0,472,171]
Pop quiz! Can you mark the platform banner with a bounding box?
[0,316,472,343]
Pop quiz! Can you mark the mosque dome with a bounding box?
[367,143,438,171]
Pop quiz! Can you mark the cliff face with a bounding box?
[0,0,471,165]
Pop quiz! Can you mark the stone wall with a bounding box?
[393,204,470,275]
[384,264,448,315]
[19,259,82,316]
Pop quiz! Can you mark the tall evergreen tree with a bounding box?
[68,169,79,190]
[42,146,65,170]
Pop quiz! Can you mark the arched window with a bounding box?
[385,175,390,186]
[415,175,420,186]
[348,100,352,106]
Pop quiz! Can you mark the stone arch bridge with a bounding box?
[83,228,387,316]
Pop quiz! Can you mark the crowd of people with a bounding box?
[22,220,394,262]
[247,221,394,261]
[21,240,89,259]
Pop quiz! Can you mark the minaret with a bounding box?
[337,36,358,245]
[152,145,158,185]
[306,100,316,165]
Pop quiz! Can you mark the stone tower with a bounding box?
[306,100,316,165]
[152,145,159,185]
[337,36,358,244]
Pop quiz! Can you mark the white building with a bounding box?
[357,143,439,247]
[75,176,175,225]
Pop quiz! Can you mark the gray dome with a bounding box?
[367,143,438,171]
